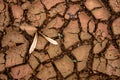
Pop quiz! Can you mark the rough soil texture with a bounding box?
[0,0,120,80]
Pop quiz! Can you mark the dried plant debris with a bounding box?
[29,32,38,54]
[29,32,58,54]
[39,32,58,45]
[0,0,120,79]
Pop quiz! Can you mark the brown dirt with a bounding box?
[0,0,120,80]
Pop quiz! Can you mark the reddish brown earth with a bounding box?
[0,0,120,80]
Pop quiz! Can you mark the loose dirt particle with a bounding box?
[36,63,56,80]
[112,17,120,35]
[10,64,33,79]
[54,55,74,78]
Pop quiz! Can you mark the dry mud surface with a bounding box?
[0,0,120,80]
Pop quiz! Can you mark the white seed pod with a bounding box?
[29,32,38,54]
[40,33,58,45]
